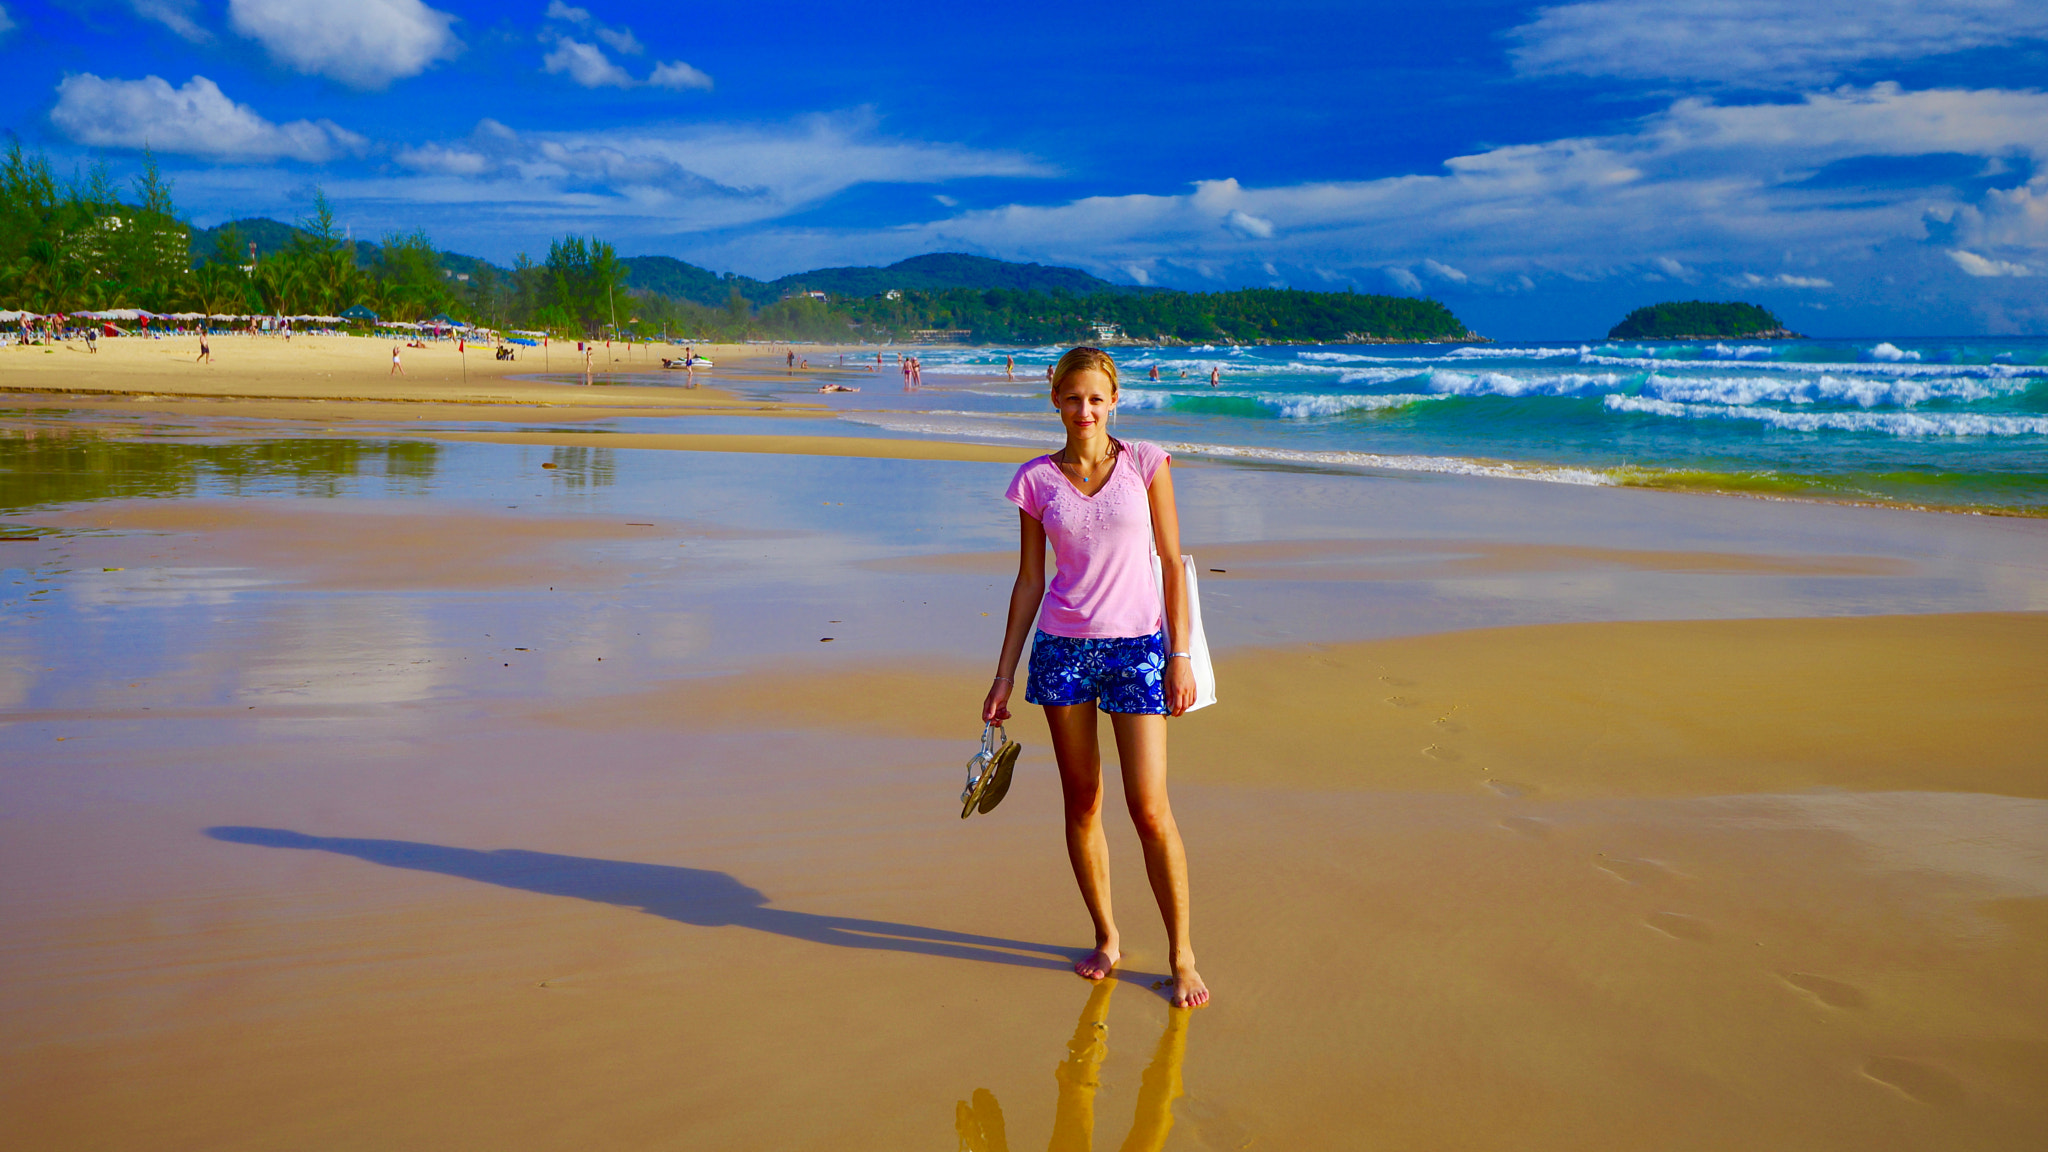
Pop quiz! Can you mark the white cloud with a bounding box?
[1422,258,1469,283]
[1948,249,2034,277]
[595,26,642,55]
[712,84,2048,290]
[539,4,709,91]
[391,142,490,176]
[1652,256,1696,280]
[1222,208,1274,238]
[933,194,959,207]
[1732,272,1834,288]
[649,60,714,91]
[227,0,459,90]
[1511,0,2048,86]
[129,0,207,41]
[50,74,368,162]
[369,113,1049,234]
[543,37,635,87]
[1386,267,1423,291]
[0,5,13,36]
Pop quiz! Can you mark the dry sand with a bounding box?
[0,332,835,419]
[2,387,2045,1150]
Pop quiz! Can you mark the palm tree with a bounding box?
[186,263,249,322]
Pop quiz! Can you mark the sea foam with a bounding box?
[1605,396,2048,436]
[1640,372,2022,408]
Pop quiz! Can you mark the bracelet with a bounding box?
[1168,652,1192,660]
[992,675,1013,683]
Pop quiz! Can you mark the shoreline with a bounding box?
[3,335,2044,518]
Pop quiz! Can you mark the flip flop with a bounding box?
[977,732,1021,814]
[960,724,998,819]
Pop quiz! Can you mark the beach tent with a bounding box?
[340,306,378,323]
[0,310,34,322]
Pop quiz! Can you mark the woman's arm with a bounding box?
[1148,460,1198,717]
[982,510,1048,723]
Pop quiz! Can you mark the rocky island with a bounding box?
[1607,301,1802,340]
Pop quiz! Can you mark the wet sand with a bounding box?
[3,404,2046,1150]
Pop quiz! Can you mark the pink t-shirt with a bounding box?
[1005,439,1170,638]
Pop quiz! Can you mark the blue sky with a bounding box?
[5,0,2048,337]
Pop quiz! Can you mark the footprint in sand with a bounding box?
[1782,972,1868,1010]
[1177,1094,1255,1150]
[1385,695,1422,708]
[1596,856,1679,885]
[1422,743,1463,762]
[1644,911,1713,942]
[1500,815,1550,838]
[1432,718,1466,733]
[1862,1057,1966,1107]
[1487,779,1535,799]
[1379,675,1415,687]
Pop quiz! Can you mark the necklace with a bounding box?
[1062,442,1114,483]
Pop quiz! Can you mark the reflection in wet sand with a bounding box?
[0,430,440,512]
[956,981,1190,1152]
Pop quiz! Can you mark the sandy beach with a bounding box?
[3,340,2046,1150]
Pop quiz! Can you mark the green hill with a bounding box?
[772,253,1135,300]
[624,251,1140,308]
[1608,300,1798,340]
[191,218,402,270]
[620,255,753,305]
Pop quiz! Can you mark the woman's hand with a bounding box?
[982,677,1013,725]
[1165,657,1197,717]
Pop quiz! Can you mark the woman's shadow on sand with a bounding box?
[207,826,1155,981]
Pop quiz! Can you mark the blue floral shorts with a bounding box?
[1025,630,1169,715]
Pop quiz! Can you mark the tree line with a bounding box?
[0,144,627,332]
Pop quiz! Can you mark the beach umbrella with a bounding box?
[340,305,378,324]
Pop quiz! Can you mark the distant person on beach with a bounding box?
[1149,364,1159,381]
[982,345,1209,1010]
[389,345,402,375]
[1006,355,1015,378]
[198,335,211,364]
[787,350,796,368]
[583,345,594,385]
[1209,366,1220,388]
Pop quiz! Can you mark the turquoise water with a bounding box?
[826,339,2048,513]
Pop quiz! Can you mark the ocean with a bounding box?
[814,338,2048,515]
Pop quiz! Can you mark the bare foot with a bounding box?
[1170,963,1210,1008]
[1074,947,1119,980]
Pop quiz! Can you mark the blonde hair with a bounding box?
[1050,346,1118,395]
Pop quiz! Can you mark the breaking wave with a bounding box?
[1604,396,2048,436]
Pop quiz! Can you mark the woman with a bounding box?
[983,346,1210,1008]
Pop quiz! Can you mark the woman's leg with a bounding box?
[1045,701,1120,978]
[1108,712,1209,1007]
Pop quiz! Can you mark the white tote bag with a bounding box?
[1153,552,1218,712]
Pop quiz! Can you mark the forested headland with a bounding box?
[2,144,1479,345]
[1607,301,1800,340]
